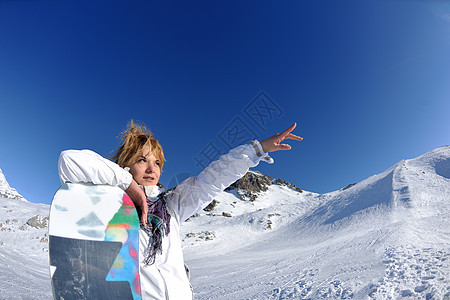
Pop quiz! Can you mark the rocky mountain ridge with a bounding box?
[225,170,302,201]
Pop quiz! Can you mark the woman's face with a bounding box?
[128,146,161,186]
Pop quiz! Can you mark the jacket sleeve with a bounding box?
[166,140,273,223]
[58,149,133,191]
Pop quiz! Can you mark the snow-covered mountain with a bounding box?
[0,168,26,201]
[1,146,449,299]
[0,169,50,299]
[182,146,450,299]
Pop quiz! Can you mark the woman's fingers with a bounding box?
[279,123,297,139]
[140,202,148,225]
[287,133,303,141]
[260,122,302,152]
[277,124,302,144]
[125,179,148,225]
[279,123,303,141]
[276,143,292,151]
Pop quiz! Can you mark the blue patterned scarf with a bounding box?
[141,187,171,265]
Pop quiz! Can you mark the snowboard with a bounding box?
[48,182,141,300]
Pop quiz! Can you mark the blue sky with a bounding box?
[0,0,449,205]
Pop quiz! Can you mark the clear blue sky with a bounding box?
[0,0,449,205]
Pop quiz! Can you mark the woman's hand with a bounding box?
[260,123,303,152]
[125,179,148,225]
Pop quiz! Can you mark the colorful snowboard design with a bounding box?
[48,183,141,300]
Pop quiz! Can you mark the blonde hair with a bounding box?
[111,120,165,171]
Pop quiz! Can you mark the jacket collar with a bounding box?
[142,184,167,198]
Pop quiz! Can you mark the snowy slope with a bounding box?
[0,168,51,299]
[0,197,51,299]
[0,146,449,299]
[181,146,450,299]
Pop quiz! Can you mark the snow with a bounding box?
[182,146,450,299]
[0,197,51,299]
[0,168,27,201]
[0,146,449,299]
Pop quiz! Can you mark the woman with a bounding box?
[58,121,302,299]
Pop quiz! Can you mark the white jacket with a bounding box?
[58,141,272,299]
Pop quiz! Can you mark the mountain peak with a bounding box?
[225,170,302,202]
[0,168,26,202]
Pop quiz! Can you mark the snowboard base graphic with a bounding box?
[48,183,141,299]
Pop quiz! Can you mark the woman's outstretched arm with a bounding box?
[168,123,302,223]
